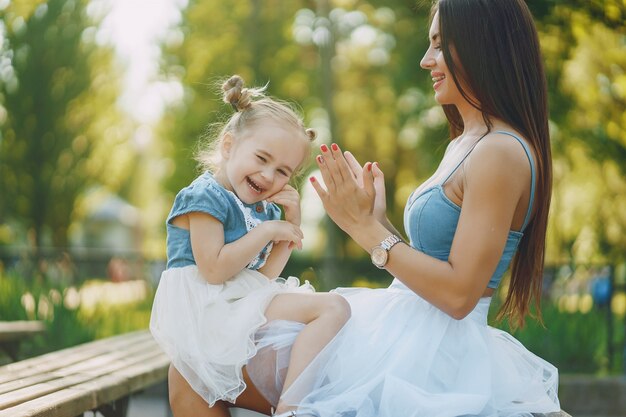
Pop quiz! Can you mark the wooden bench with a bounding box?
[0,329,169,417]
[0,321,46,362]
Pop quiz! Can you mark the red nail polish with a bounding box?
[316,155,323,163]
[331,143,338,151]
[309,177,316,183]
[320,144,328,152]
[367,163,372,171]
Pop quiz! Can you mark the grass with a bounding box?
[0,272,154,361]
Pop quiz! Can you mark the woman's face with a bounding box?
[420,11,465,106]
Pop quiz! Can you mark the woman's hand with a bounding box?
[309,144,377,234]
[267,184,301,226]
[343,152,387,223]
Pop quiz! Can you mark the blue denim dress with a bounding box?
[165,171,282,270]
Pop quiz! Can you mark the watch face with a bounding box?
[371,247,388,267]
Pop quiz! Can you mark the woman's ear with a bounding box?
[221,133,234,159]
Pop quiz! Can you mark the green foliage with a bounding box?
[0,272,29,321]
[491,300,624,374]
[0,0,130,251]
[0,272,152,361]
[159,0,315,196]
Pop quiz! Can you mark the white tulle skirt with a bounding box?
[149,265,313,406]
[247,278,560,416]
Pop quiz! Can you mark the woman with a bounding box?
[169,0,561,415]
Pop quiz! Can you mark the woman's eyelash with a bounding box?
[256,155,266,162]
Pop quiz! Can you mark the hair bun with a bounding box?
[305,128,317,142]
[222,75,254,112]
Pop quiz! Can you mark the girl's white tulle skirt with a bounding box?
[248,279,560,417]
[149,265,313,406]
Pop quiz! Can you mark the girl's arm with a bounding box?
[258,241,294,279]
[259,184,302,278]
[311,136,530,319]
[188,212,302,285]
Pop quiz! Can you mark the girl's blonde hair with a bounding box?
[197,75,316,177]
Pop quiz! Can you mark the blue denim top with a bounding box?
[165,172,282,270]
[403,131,536,289]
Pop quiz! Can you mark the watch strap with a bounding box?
[380,234,402,251]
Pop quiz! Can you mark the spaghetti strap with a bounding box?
[494,130,536,231]
[440,132,489,185]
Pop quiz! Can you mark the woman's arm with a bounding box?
[188,212,303,284]
[311,137,530,319]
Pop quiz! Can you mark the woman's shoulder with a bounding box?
[473,130,534,169]
[465,131,533,189]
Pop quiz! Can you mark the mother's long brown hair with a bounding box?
[435,0,552,328]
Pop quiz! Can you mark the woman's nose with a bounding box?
[420,48,435,69]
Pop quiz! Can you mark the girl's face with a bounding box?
[419,11,465,106]
[218,121,308,204]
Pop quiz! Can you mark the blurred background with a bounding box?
[0,0,625,393]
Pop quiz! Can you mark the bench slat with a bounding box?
[0,330,149,373]
[0,322,46,343]
[0,381,97,417]
[0,346,165,409]
[0,346,169,417]
[0,342,167,399]
[0,331,151,384]
[53,338,159,376]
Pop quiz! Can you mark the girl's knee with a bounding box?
[325,293,351,323]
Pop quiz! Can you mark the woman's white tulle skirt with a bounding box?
[248,279,560,416]
[149,265,313,406]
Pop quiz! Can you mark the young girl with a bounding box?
[150,75,351,417]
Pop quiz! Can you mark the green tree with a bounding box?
[159,0,315,196]
[0,0,128,259]
[532,2,626,265]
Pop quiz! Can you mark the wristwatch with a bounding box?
[370,234,402,269]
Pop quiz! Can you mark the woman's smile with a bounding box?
[431,71,446,90]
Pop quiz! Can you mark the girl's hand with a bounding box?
[343,152,387,223]
[260,220,304,250]
[267,184,301,226]
[309,144,376,234]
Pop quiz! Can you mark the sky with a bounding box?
[95,0,187,125]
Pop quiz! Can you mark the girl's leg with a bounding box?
[168,364,272,417]
[264,293,351,413]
